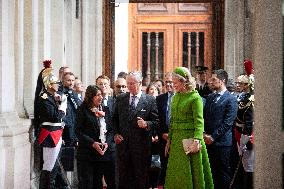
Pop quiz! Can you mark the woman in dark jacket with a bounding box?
[76,85,115,189]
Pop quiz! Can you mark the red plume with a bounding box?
[244,59,253,75]
[43,60,52,68]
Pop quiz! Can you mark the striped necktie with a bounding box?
[130,96,136,110]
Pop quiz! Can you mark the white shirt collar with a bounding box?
[217,89,227,96]
[130,91,142,99]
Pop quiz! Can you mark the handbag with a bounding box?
[150,154,161,170]
[182,138,202,155]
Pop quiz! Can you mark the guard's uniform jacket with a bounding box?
[37,92,65,147]
[234,92,254,149]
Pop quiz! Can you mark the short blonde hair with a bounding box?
[173,67,196,91]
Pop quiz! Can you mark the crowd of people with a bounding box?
[34,59,255,189]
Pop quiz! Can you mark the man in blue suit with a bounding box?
[156,72,174,187]
[204,69,238,189]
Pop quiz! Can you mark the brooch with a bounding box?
[90,107,105,117]
[41,93,48,99]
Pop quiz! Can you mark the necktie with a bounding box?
[166,93,173,127]
[130,96,136,110]
[213,93,221,103]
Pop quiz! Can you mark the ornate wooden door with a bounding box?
[128,3,213,85]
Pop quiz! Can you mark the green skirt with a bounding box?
[165,129,214,189]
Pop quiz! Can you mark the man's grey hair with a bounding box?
[127,71,143,82]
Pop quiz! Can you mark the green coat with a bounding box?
[165,90,214,189]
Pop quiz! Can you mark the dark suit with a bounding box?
[76,104,115,189]
[106,96,114,116]
[204,90,238,189]
[155,92,171,185]
[62,87,81,146]
[113,92,159,189]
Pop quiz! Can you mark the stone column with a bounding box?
[0,0,31,189]
[115,2,129,76]
[81,0,103,86]
[64,0,82,77]
[224,0,245,79]
[252,0,284,188]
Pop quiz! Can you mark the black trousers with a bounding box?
[77,160,115,189]
[207,145,233,189]
[158,140,168,186]
[117,143,150,189]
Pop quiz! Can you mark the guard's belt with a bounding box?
[41,122,65,127]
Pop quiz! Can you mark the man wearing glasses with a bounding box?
[114,77,128,97]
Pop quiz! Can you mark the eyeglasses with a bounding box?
[165,81,173,84]
[116,85,127,88]
[98,82,109,86]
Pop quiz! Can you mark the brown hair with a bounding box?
[96,75,110,84]
[83,85,102,109]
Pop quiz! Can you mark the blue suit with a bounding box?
[204,90,238,189]
[156,92,171,185]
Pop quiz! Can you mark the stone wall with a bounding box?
[224,0,253,80]
[0,0,104,188]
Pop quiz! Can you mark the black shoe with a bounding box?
[39,170,51,189]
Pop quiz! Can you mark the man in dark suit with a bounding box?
[113,71,159,189]
[62,72,81,147]
[114,77,128,97]
[203,69,238,189]
[96,75,115,115]
[155,72,174,187]
[195,65,212,98]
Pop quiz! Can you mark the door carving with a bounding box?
[128,3,213,85]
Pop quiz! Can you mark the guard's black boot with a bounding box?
[39,170,51,189]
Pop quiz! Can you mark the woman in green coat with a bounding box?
[165,67,214,189]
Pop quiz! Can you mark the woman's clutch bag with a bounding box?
[182,138,202,155]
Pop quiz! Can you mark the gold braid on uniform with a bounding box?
[238,94,254,109]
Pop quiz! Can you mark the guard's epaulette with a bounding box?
[41,93,48,99]
[248,95,254,102]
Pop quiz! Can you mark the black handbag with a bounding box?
[150,154,161,170]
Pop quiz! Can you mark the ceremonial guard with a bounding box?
[34,60,53,135]
[37,68,68,189]
[233,60,255,189]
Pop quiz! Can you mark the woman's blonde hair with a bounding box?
[173,67,196,91]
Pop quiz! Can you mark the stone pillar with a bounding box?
[82,0,103,86]
[0,0,31,189]
[64,0,82,77]
[252,0,284,188]
[115,2,129,76]
[224,0,245,79]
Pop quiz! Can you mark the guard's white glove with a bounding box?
[58,94,67,114]
[239,134,250,155]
